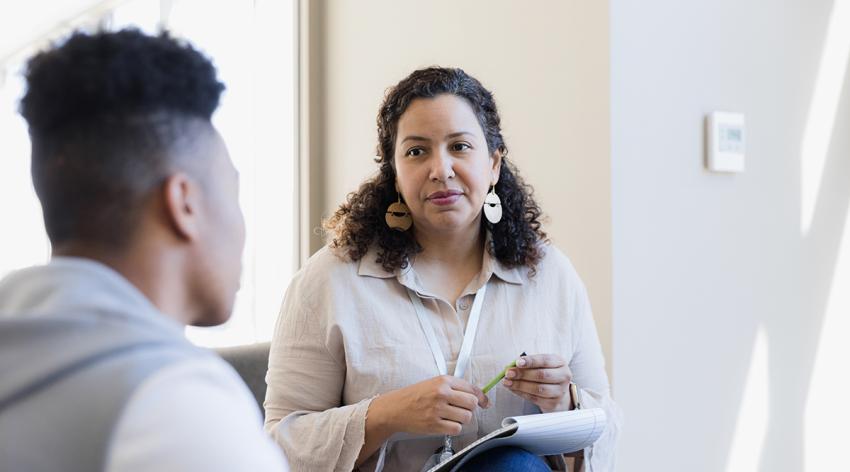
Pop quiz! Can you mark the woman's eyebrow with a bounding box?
[400,135,430,144]
[446,131,475,139]
[401,131,475,144]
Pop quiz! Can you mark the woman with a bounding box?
[264,67,621,471]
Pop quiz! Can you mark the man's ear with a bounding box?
[162,173,201,241]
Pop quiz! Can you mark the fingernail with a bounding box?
[517,358,527,367]
[503,379,513,387]
[505,369,515,379]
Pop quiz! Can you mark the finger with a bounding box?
[511,390,538,404]
[479,393,490,409]
[515,353,565,370]
[437,419,463,436]
[450,377,490,408]
[506,366,571,384]
[514,390,548,404]
[448,376,478,395]
[446,390,479,411]
[439,404,474,425]
[470,386,490,408]
[511,390,558,406]
[504,379,566,399]
[510,389,560,410]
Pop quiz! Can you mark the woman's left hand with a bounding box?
[502,353,573,413]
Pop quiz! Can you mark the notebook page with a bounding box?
[432,408,607,472]
[501,408,607,456]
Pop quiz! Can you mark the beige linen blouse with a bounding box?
[264,242,622,471]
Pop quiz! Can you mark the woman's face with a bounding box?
[393,94,501,237]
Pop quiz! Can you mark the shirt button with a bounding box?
[458,301,469,310]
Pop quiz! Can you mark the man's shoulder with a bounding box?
[107,355,288,471]
[134,353,247,394]
[122,354,255,420]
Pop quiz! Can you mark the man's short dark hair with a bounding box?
[19,28,225,248]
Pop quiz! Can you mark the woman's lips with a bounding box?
[427,190,463,206]
[429,194,461,206]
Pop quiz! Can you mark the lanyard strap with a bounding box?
[406,283,488,379]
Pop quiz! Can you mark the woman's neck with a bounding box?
[412,224,485,304]
[415,224,484,266]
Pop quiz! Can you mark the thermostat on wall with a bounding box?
[706,111,745,173]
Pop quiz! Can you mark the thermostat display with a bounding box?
[706,112,745,173]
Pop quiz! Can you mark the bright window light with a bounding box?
[0,64,51,275]
[724,327,769,472]
[0,0,298,348]
[800,1,850,468]
[800,0,850,235]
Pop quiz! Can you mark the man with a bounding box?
[0,29,289,471]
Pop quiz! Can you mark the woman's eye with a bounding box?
[451,142,471,152]
[406,147,424,157]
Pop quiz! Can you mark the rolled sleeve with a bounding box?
[264,270,370,472]
[569,279,623,472]
[271,399,372,472]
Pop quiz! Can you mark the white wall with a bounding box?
[302,0,613,365]
[611,0,850,470]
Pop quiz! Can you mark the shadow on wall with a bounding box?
[724,1,850,470]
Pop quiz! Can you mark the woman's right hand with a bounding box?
[368,375,490,437]
[357,375,490,465]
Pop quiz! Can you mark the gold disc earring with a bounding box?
[385,194,413,231]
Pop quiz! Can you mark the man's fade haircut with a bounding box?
[20,28,225,248]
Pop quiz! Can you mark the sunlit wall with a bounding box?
[611,0,850,470]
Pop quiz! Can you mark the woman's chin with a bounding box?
[418,214,480,234]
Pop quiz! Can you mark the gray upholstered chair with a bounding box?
[214,342,271,412]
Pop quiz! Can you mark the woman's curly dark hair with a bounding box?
[325,67,547,273]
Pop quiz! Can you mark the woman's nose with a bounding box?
[428,149,455,182]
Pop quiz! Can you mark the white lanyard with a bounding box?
[406,282,488,379]
[374,284,489,472]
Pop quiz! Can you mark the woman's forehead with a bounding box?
[397,94,482,138]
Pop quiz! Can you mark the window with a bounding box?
[0,0,298,347]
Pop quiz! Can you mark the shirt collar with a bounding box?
[356,233,526,289]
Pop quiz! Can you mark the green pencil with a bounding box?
[482,351,526,394]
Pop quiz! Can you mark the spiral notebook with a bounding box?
[427,408,607,472]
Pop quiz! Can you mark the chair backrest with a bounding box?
[214,342,271,412]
